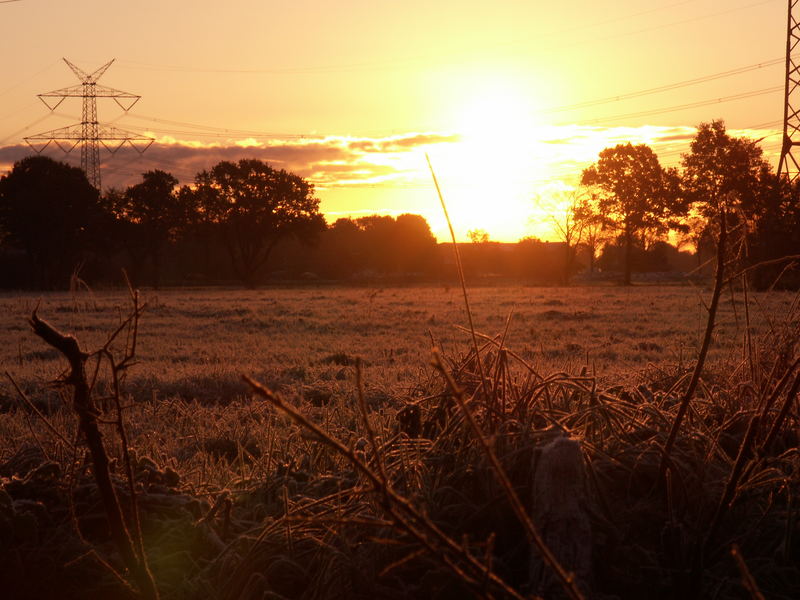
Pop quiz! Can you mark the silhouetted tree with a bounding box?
[571,193,609,275]
[109,170,187,288]
[682,120,775,278]
[393,213,437,273]
[542,190,588,284]
[581,143,685,285]
[192,159,325,286]
[682,120,770,222]
[514,237,563,283]
[315,218,364,278]
[354,215,396,273]
[748,173,800,289]
[0,155,106,288]
[467,229,490,244]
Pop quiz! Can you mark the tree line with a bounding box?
[0,120,798,290]
[550,120,800,288]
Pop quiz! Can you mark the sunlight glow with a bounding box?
[424,81,551,241]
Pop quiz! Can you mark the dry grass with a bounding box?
[1,284,796,405]
[0,284,798,599]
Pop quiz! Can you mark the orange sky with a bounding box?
[0,0,790,241]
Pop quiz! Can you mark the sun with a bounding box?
[426,82,548,242]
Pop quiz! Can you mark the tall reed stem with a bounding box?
[659,210,727,480]
[426,155,491,414]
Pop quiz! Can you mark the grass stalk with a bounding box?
[659,210,727,480]
[242,375,529,600]
[432,350,586,600]
[730,544,766,600]
[426,154,492,418]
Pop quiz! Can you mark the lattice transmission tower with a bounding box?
[779,1,800,181]
[25,58,153,190]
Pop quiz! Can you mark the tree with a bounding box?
[0,155,106,288]
[109,170,187,288]
[747,173,800,290]
[682,120,770,221]
[317,218,364,278]
[540,190,588,284]
[468,229,490,244]
[681,121,775,279]
[581,143,685,285]
[393,213,437,274]
[192,159,326,286]
[571,193,609,275]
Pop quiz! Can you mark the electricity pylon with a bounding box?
[778,1,800,181]
[25,58,153,190]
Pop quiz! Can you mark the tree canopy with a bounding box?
[581,143,685,284]
[109,169,187,288]
[0,155,105,288]
[192,159,325,286]
[681,120,771,220]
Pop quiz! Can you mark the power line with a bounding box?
[117,52,789,143]
[571,86,783,126]
[108,1,774,77]
[540,57,785,115]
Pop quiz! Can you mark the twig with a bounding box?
[730,544,766,600]
[760,371,800,454]
[242,375,528,600]
[659,210,727,480]
[28,310,159,600]
[4,370,75,451]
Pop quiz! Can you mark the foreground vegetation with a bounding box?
[1,284,798,599]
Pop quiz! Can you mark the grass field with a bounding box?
[1,284,798,599]
[3,284,797,404]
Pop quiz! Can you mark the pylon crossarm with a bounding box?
[131,138,154,154]
[24,138,51,153]
[100,139,126,155]
[112,95,140,112]
[86,59,114,82]
[53,139,81,154]
[37,94,68,111]
[92,84,140,99]
[97,125,154,140]
[62,57,114,83]
[62,58,89,81]
[25,124,85,141]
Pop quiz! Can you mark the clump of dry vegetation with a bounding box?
[1,279,798,599]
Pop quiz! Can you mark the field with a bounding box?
[3,284,797,402]
[1,284,799,599]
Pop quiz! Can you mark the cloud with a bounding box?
[347,133,460,153]
[0,131,458,191]
[2,124,778,195]
[656,133,696,143]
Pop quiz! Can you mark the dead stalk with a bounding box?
[426,155,492,418]
[432,350,586,600]
[659,211,727,480]
[242,374,529,600]
[28,308,159,600]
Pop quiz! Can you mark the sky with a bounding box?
[0,0,791,241]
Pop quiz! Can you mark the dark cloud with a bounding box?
[0,132,457,191]
[347,133,460,153]
[656,133,695,143]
